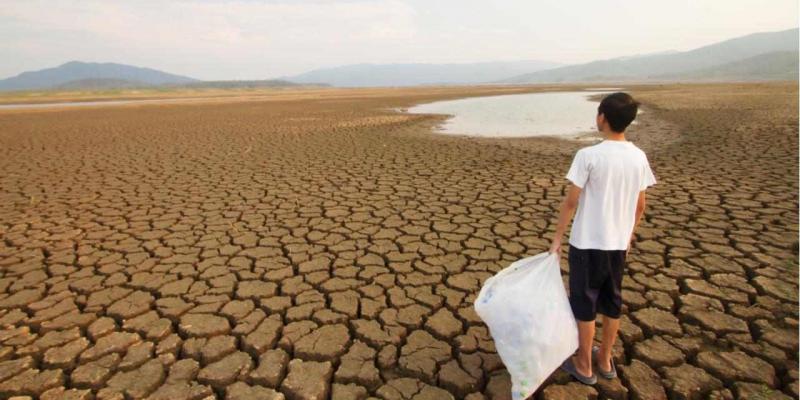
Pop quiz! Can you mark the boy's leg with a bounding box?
[573,320,595,376]
[596,249,626,372]
[568,245,601,376]
[597,315,619,371]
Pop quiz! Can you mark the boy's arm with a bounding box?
[629,190,647,247]
[549,183,582,254]
[631,156,655,249]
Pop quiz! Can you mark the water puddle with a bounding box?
[406,90,628,138]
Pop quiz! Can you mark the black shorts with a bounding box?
[568,245,627,321]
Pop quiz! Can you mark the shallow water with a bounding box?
[407,90,618,138]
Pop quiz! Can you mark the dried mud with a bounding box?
[0,83,797,400]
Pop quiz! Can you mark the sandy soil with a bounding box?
[0,84,588,106]
[0,83,797,399]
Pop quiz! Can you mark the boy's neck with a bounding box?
[602,130,626,141]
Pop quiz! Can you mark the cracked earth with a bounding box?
[0,83,797,400]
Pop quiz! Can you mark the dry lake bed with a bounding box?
[0,83,797,400]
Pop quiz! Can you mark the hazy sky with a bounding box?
[1,0,797,80]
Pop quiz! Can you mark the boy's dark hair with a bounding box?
[597,92,640,133]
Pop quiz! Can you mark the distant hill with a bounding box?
[661,51,799,81]
[284,60,563,87]
[0,61,198,91]
[502,28,799,83]
[6,27,795,91]
[175,80,318,89]
[55,78,148,90]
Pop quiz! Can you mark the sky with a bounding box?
[1,0,797,80]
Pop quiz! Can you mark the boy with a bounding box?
[549,92,656,385]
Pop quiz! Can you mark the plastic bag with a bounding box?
[474,252,578,399]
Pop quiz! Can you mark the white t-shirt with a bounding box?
[566,140,656,250]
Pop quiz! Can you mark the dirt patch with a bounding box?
[0,83,797,399]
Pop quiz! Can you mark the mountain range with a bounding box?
[0,62,307,92]
[282,60,563,87]
[501,28,798,83]
[0,27,796,91]
[0,61,198,91]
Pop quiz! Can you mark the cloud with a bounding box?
[0,0,797,80]
[0,0,418,79]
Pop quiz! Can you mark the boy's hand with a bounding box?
[549,238,562,254]
[626,234,635,257]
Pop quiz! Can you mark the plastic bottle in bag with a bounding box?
[474,251,579,399]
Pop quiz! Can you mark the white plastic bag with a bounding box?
[474,252,578,399]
